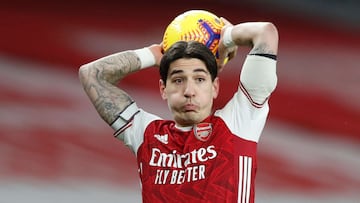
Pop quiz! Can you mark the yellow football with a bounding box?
[162,10,225,59]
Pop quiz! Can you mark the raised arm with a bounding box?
[218,20,278,66]
[229,22,278,55]
[78,44,162,125]
[219,20,279,105]
[213,21,279,144]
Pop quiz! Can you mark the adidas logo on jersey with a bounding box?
[154,134,169,144]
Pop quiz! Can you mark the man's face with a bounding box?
[160,58,219,127]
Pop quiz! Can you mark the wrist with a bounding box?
[134,47,156,69]
[222,26,236,48]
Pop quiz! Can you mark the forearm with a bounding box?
[80,50,142,83]
[79,48,155,124]
[230,22,278,55]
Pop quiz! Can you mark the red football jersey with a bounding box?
[115,55,276,203]
[138,117,257,203]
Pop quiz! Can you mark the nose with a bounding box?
[184,81,195,98]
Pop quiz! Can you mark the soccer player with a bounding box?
[79,18,278,203]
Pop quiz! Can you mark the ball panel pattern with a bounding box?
[163,10,224,58]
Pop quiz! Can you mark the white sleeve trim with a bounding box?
[240,55,277,104]
[111,102,139,132]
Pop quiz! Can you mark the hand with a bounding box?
[148,43,164,67]
[217,17,238,72]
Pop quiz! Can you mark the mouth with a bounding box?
[183,104,197,112]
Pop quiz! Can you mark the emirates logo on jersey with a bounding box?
[194,123,212,142]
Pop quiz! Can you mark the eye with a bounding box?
[195,77,206,83]
[172,78,183,84]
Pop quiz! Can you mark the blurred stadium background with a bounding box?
[0,0,359,202]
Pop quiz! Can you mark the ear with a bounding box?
[159,79,167,100]
[212,77,220,99]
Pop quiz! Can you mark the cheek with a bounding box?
[206,85,217,98]
[166,92,182,103]
[165,85,183,97]
[163,88,182,103]
[166,95,183,112]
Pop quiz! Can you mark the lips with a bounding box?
[183,103,197,112]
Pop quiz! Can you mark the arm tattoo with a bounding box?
[80,51,141,124]
[249,42,276,55]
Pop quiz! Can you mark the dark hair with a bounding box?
[159,41,218,84]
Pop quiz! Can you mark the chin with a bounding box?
[182,117,203,126]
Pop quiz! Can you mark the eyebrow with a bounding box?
[169,68,208,76]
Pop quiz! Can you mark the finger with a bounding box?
[220,17,232,26]
[227,48,238,61]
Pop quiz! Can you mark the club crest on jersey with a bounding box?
[194,123,212,142]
